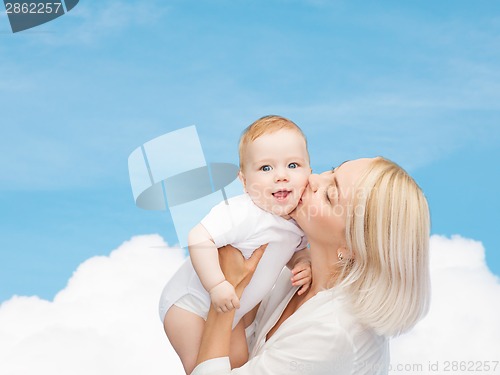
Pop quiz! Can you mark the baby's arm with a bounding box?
[188,223,240,312]
[287,248,312,295]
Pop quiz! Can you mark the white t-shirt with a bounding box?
[159,194,307,326]
[192,269,390,375]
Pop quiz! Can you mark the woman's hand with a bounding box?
[218,244,267,298]
[194,244,267,369]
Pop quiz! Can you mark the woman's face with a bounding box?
[290,158,373,246]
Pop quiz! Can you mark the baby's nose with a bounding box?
[274,167,289,181]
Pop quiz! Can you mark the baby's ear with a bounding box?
[238,170,247,191]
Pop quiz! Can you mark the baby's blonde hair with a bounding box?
[238,115,308,170]
[340,157,430,337]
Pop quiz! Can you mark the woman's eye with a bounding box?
[261,165,272,172]
[325,186,337,204]
[288,162,298,169]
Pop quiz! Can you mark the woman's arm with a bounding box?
[195,244,267,367]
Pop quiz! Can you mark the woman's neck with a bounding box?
[304,241,338,297]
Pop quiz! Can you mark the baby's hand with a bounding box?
[209,280,241,313]
[291,260,312,296]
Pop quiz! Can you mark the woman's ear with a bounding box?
[238,170,247,191]
[337,246,353,263]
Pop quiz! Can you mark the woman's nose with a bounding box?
[308,174,320,192]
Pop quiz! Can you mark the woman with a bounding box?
[192,157,430,374]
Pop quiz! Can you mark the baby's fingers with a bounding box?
[292,262,311,274]
[232,296,241,309]
[297,282,311,296]
[291,269,311,284]
[291,264,306,275]
[217,304,229,313]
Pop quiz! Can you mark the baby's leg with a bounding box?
[229,320,249,369]
[164,305,205,374]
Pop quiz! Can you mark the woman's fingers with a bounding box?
[246,244,268,272]
[218,245,246,286]
[217,243,267,299]
[231,244,267,298]
[218,243,267,282]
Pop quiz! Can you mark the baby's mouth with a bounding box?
[272,190,291,201]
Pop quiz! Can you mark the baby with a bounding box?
[159,115,312,374]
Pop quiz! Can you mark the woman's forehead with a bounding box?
[336,158,373,190]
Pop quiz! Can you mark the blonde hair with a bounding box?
[238,115,308,169]
[340,157,430,337]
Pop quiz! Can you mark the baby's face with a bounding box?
[239,129,311,217]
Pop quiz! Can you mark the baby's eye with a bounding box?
[288,162,298,169]
[260,165,272,172]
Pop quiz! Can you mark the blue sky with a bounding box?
[0,0,499,302]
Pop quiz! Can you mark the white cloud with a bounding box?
[0,234,186,375]
[0,234,498,375]
[391,235,500,374]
